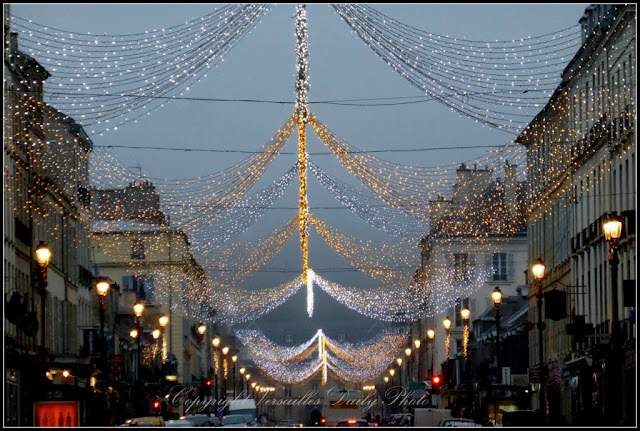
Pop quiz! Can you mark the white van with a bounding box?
[228,399,258,423]
[323,389,363,427]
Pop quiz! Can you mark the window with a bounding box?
[131,239,145,259]
[338,331,346,342]
[122,275,154,300]
[453,254,469,280]
[285,333,293,343]
[492,253,508,281]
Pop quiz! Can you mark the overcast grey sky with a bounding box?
[10,3,590,337]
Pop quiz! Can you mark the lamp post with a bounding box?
[443,317,451,360]
[96,278,110,381]
[460,306,472,414]
[212,335,221,404]
[197,323,206,398]
[35,241,51,363]
[414,339,421,381]
[427,328,435,378]
[396,357,403,388]
[232,355,238,399]
[405,347,412,382]
[492,287,503,426]
[159,314,169,377]
[461,306,471,360]
[239,367,246,397]
[245,373,251,399]
[531,258,546,420]
[133,302,145,384]
[492,287,503,383]
[222,346,229,401]
[602,212,624,425]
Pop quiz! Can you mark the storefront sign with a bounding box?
[34,401,79,427]
[528,366,541,383]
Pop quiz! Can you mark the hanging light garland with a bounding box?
[11,4,272,134]
[330,4,583,133]
[308,160,426,240]
[236,327,410,384]
[295,4,311,286]
[309,214,419,285]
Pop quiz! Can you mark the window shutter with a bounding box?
[508,253,515,281]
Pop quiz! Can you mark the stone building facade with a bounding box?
[4,25,95,425]
[515,4,636,425]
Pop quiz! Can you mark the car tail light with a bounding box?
[321,418,326,424]
[347,419,357,424]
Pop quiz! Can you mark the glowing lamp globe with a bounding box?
[603,212,624,242]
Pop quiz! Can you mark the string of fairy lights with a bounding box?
[236,327,409,384]
[330,4,584,134]
[10,4,272,134]
[9,4,632,384]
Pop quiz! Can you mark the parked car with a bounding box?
[166,419,196,427]
[275,419,304,427]
[221,414,254,427]
[121,416,165,427]
[179,414,220,426]
[336,419,369,426]
[388,413,412,426]
[438,418,482,427]
[501,410,545,427]
[167,414,220,427]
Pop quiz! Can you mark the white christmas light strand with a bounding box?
[331,4,583,133]
[309,214,419,285]
[186,163,299,245]
[308,160,426,240]
[313,269,492,322]
[237,327,410,384]
[193,215,298,289]
[12,5,272,134]
[205,274,306,325]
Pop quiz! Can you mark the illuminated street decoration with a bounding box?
[331,4,583,133]
[11,4,272,134]
[236,327,410,384]
[12,6,632,388]
[296,4,311,289]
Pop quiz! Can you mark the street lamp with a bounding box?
[492,287,503,383]
[427,328,435,377]
[95,278,110,385]
[443,317,452,361]
[222,346,229,401]
[602,212,623,342]
[212,336,221,403]
[133,302,144,384]
[461,306,471,360]
[239,367,246,396]
[232,355,238,399]
[35,241,51,362]
[602,211,624,425]
[197,324,207,399]
[531,258,546,420]
[405,347,412,383]
[158,314,169,378]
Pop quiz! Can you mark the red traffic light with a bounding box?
[206,380,212,386]
[154,401,160,409]
[432,376,440,385]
